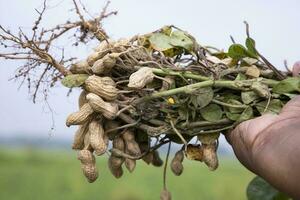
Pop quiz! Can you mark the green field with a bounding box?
[0,148,254,200]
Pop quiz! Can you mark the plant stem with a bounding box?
[152,68,210,81]
[191,125,234,136]
[152,68,279,87]
[212,99,248,108]
[180,118,233,129]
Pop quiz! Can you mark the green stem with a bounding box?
[152,68,279,87]
[191,125,234,136]
[180,118,233,129]
[212,99,248,108]
[152,68,210,81]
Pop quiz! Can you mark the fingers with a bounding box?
[292,61,300,77]
[226,114,278,172]
[280,95,300,117]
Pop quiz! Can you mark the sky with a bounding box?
[0,0,299,145]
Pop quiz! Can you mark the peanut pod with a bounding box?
[91,53,120,75]
[186,144,204,162]
[104,120,121,140]
[128,67,155,89]
[87,51,108,66]
[70,60,91,74]
[122,130,141,156]
[202,144,219,171]
[86,93,118,119]
[88,119,108,156]
[72,121,90,150]
[108,136,125,178]
[170,150,184,176]
[152,150,163,167]
[66,103,93,127]
[84,75,118,101]
[93,39,115,52]
[124,157,136,173]
[78,90,88,108]
[77,150,98,183]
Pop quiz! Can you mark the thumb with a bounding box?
[292,61,300,77]
[226,114,278,171]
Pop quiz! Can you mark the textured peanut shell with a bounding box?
[72,121,89,150]
[170,150,184,176]
[186,144,204,161]
[87,51,108,66]
[203,144,218,171]
[160,189,172,200]
[104,120,120,140]
[108,156,124,178]
[78,90,88,108]
[125,158,136,173]
[86,93,118,120]
[91,53,119,75]
[66,103,93,127]
[77,150,98,183]
[84,75,118,101]
[139,142,153,165]
[70,60,91,74]
[88,120,108,156]
[152,150,163,167]
[111,38,129,53]
[128,67,154,89]
[122,130,141,156]
[94,39,115,52]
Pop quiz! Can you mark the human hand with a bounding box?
[227,62,300,199]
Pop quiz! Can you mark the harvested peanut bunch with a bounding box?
[61,25,300,198]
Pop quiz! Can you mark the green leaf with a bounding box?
[241,91,260,104]
[227,99,245,114]
[148,33,173,51]
[237,106,253,123]
[200,104,223,122]
[255,99,283,115]
[247,176,290,200]
[235,73,247,81]
[61,74,89,88]
[245,37,258,58]
[218,93,241,103]
[272,77,300,94]
[228,44,256,59]
[170,30,194,52]
[225,111,240,121]
[190,87,214,108]
[178,107,189,120]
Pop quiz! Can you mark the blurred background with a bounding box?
[0,0,299,199]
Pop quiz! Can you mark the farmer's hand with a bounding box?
[227,62,300,199]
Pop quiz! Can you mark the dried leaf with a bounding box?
[61,74,89,88]
[246,65,260,78]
